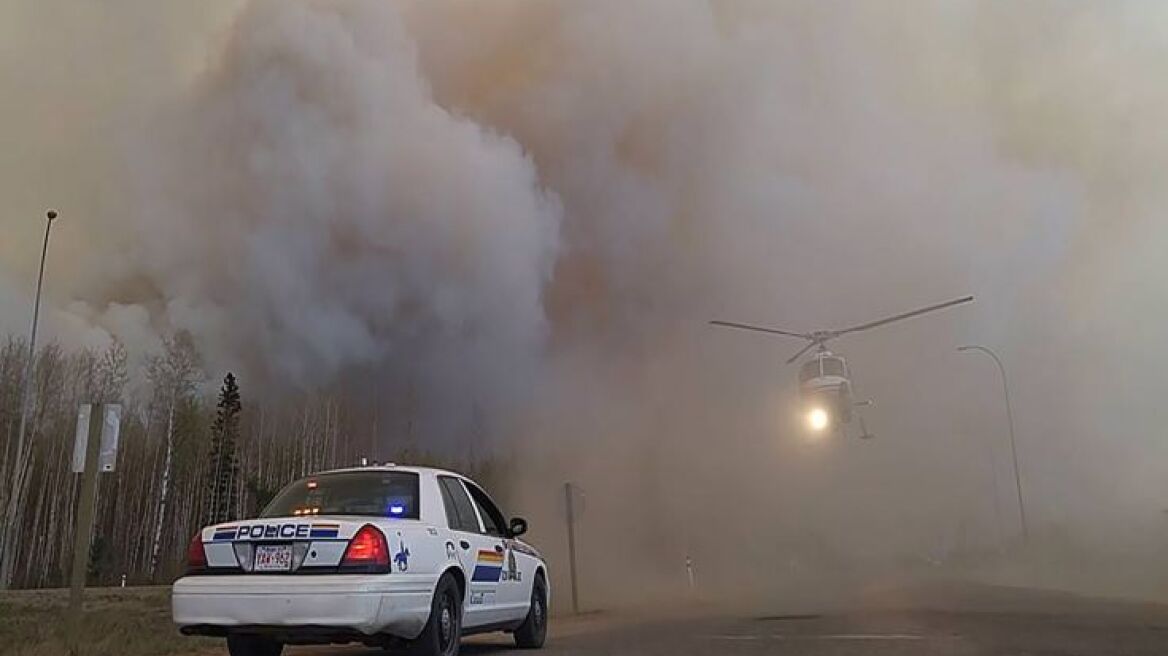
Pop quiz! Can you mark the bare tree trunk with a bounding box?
[0,413,36,587]
[148,399,175,580]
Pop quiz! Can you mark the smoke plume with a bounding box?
[4,0,1168,603]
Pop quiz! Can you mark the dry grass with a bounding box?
[0,586,218,656]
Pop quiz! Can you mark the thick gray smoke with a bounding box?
[4,0,1168,603]
[6,0,563,436]
[121,1,562,440]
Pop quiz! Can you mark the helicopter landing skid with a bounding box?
[854,400,876,440]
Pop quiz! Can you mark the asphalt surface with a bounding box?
[286,583,1168,656]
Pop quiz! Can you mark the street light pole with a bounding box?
[17,209,57,450]
[982,430,1006,550]
[958,344,1027,541]
[0,209,57,588]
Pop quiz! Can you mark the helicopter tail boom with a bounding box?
[785,339,820,365]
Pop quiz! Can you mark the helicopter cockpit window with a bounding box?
[799,360,821,382]
[821,358,846,377]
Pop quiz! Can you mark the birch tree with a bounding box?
[145,332,201,580]
[0,331,503,588]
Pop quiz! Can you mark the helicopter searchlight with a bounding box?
[807,406,831,432]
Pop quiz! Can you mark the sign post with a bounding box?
[563,482,580,615]
[70,404,103,615]
[70,404,120,617]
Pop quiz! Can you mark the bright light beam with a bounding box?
[808,407,830,432]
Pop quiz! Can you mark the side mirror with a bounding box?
[508,517,528,538]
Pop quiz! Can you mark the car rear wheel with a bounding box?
[226,634,283,656]
[513,574,547,649]
[408,573,462,656]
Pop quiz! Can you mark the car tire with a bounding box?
[513,574,547,649]
[226,634,283,656]
[408,573,463,656]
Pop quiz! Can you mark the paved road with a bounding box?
[288,583,1168,656]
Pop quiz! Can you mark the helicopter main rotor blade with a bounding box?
[832,295,974,337]
[785,340,820,365]
[709,320,810,340]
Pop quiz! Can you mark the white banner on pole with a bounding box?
[100,404,121,472]
[72,404,121,473]
[72,404,91,474]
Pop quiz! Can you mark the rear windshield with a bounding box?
[261,471,420,520]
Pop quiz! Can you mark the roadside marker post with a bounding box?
[70,404,120,618]
[564,482,581,615]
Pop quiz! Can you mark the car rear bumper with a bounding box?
[172,574,434,641]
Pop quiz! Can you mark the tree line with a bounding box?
[0,332,505,590]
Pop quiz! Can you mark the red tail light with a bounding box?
[186,532,207,573]
[339,525,389,573]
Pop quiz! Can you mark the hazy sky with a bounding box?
[3,1,1168,583]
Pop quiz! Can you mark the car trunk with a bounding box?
[201,517,418,574]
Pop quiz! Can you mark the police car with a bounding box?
[173,465,548,656]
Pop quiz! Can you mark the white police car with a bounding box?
[173,465,548,656]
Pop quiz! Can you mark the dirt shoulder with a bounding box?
[0,586,215,656]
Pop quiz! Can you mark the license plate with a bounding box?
[253,544,293,572]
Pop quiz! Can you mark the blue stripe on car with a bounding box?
[472,565,502,582]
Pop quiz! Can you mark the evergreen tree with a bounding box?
[205,372,241,526]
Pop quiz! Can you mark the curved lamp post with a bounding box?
[1,209,57,588]
[958,344,1027,541]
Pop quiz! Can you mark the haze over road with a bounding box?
[282,582,1168,656]
[6,4,1168,656]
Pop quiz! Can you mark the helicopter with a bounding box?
[711,295,974,439]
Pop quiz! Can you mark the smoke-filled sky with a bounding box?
[4,0,1168,589]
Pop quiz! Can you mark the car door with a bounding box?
[436,475,505,627]
[463,480,533,623]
